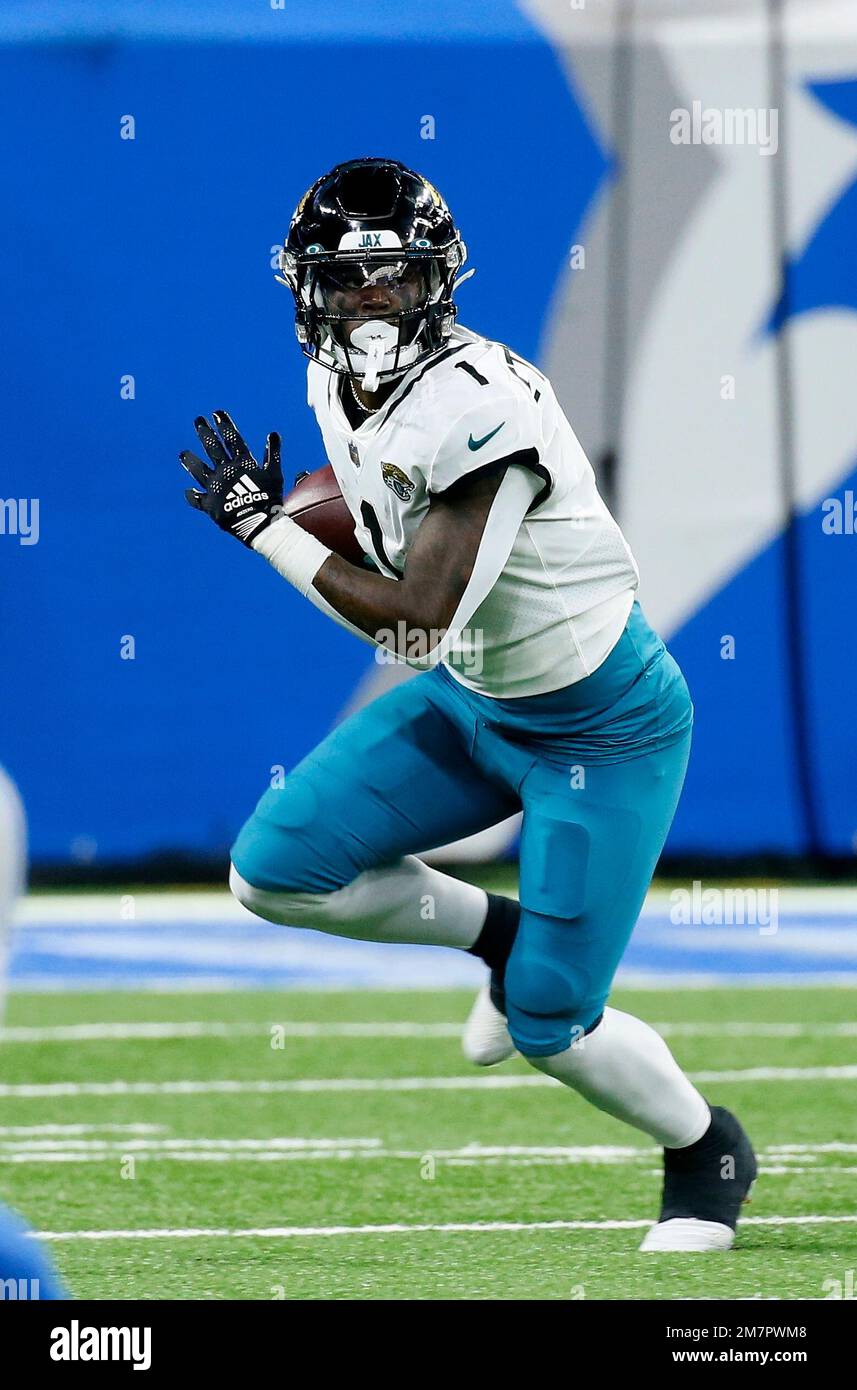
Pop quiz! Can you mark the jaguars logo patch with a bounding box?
[381,461,416,502]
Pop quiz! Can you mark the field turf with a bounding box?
[1,985,855,1300]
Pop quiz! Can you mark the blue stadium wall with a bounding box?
[1,1,856,866]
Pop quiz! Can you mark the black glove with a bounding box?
[181,410,284,547]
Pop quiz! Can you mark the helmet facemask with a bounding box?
[281,243,465,389]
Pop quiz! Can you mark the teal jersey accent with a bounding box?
[439,600,693,766]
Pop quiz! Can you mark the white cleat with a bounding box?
[462,984,516,1066]
[639,1218,736,1253]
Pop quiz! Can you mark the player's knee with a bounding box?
[229,862,341,931]
[229,862,265,912]
[504,951,601,1058]
[230,796,339,897]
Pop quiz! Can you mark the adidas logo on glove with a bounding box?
[224,475,269,511]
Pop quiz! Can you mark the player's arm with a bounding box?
[180,410,539,659]
[316,461,534,646]
[255,460,539,658]
[180,411,387,649]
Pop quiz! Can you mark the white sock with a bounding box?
[526,1006,710,1148]
[230,855,488,949]
[0,768,26,1026]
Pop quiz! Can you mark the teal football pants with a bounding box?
[232,603,693,1055]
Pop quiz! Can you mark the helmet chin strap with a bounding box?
[348,320,400,392]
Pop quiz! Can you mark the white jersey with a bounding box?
[307,325,639,698]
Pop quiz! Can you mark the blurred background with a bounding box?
[0,2,856,1305]
[1,0,856,897]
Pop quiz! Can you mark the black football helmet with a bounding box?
[277,158,470,388]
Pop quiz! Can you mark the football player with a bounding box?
[0,766,25,1026]
[181,158,756,1252]
[0,769,68,1296]
[0,1201,68,1300]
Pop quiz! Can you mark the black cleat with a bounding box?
[640,1105,757,1252]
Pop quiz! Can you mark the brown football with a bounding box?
[281,464,365,565]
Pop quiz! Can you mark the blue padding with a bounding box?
[0,26,603,864]
[0,1,538,45]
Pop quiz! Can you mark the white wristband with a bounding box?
[251,514,332,597]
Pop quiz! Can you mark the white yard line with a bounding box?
[0,1123,165,1136]
[757,1165,857,1175]
[0,1076,554,1098]
[1,1064,857,1100]
[0,1140,655,1165]
[9,1154,857,1169]
[0,1151,386,1165]
[0,1021,462,1043]
[3,1019,857,1044]
[657,1022,857,1037]
[2,1138,855,1168]
[18,1154,855,1169]
[687,1066,857,1082]
[770,1142,857,1153]
[0,1136,382,1151]
[32,1213,857,1242]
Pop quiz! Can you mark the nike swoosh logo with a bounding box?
[467,422,505,451]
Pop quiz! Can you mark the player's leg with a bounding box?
[230,669,520,957]
[0,768,26,1026]
[0,781,65,1293]
[0,1201,68,1299]
[506,733,706,1131]
[506,733,756,1250]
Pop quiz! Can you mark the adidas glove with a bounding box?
[181,410,283,547]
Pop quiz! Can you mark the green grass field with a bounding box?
[1,985,855,1300]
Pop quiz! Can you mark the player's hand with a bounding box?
[180,410,284,547]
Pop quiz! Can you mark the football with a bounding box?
[281,463,365,565]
